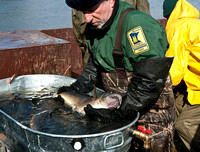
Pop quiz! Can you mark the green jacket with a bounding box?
[85,0,168,71]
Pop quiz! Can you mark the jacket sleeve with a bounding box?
[119,57,173,115]
[70,56,98,93]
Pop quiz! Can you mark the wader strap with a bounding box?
[114,8,135,52]
[101,8,136,93]
[113,8,135,70]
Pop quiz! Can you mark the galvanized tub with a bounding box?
[0,74,139,152]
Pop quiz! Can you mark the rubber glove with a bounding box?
[57,57,98,94]
[84,104,137,123]
[84,57,173,122]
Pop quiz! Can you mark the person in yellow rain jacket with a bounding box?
[163,0,200,151]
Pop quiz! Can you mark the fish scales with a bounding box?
[54,91,122,115]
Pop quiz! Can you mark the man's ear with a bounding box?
[110,0,115,8]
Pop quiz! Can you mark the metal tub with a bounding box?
[0,74,139,152]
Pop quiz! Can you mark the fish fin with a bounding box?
[93,85,97,100]
[53,93,58,97]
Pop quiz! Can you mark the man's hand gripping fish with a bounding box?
[54,91,122,115]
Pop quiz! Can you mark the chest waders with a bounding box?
[101,8,134,95]
[101,8,176,152]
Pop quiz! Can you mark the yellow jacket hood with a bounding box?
[166,0,199,41]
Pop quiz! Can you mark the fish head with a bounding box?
[92,93,122,109]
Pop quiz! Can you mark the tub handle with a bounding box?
[104,132,124,150]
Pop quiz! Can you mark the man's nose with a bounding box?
[84,13,93,23]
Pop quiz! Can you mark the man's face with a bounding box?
[83,0,115,28]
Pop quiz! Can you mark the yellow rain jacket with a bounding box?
[165,0,200,105]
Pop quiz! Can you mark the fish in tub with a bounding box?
[54,90,122,115]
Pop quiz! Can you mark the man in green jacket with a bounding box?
[60,0,175,151]
[72,0,151,69]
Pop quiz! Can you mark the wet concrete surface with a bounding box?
[0,30,68,50]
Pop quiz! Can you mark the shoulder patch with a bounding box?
[127,26,149,55]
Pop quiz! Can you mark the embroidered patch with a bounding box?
[127,26,149,55]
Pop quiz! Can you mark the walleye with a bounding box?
[54,91,122,115]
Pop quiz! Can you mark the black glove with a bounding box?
[57,84,84,94]
[84,57,173,123]
[57,57,98,94]
[120,57,173,114]
[57,86,73,94]
[72,57,99,93]
[84,104,137,123]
